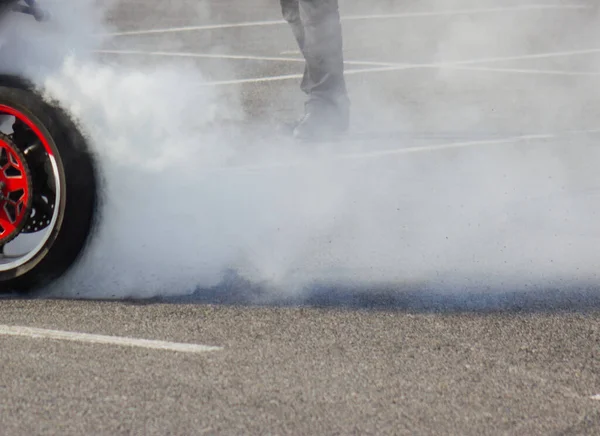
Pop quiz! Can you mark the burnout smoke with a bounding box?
[2,0,599,304]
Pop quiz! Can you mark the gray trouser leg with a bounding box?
[281,0,305,50]
[281,0,349,115]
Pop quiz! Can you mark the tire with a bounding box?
[0,75,98,293]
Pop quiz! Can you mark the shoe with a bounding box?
[292,109,349,141]
[292,103,349,142]
[276,118,302,135]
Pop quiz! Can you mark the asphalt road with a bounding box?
[1,1,600,434]
[0,298,599,435]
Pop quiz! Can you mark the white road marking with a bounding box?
[103,4,589,37]
[196,65,598,86]
[330,46,600,77]
[421,47,600,67]
[97,49,398,67]
[104,19,284,37]
[440,65,600,77]
[591,394,600,400]
[96,49,307,64]
[96,47,600,85]
[98,46,600,67]
[200,73,304,86]
[209,128,600,173]
[0,324,223,354]
[336,132,589,160]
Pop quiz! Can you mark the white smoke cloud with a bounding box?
[0,0,598,306]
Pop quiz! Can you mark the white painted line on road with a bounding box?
[103,4,590,37]
[96,49,308,64]
[331,46,600,77]
[0,325,223,354]
[97,47,600,85]
[104,19,284,37]
[442,65,600,76]
[591,394,600,400]
[98,47,600,67]
[338,133,566,160]
[197,64,598,86]
[340,5,589,21]
[96,49,396,68]
[95,49,409,70]
[201,73,303,86]
[210,128,600,173]
[441,47,600,65]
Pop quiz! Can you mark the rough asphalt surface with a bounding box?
[1,1,600,435]
[1,299,599,435]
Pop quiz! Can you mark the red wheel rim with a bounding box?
[0,100,63,271]
[0,136,31,243]
[0,103,55,246]
[0,104,54,157]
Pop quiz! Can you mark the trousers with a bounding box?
[280,0,349,114]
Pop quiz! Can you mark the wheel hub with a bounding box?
[0,133,32,245]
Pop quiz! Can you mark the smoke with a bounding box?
[1,0,599,304]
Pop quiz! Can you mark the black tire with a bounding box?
[0,75,98,293]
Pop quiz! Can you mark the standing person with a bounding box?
[280,0,350,141]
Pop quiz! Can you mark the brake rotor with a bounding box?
[22,191,54,233]
[11,120,56,234]
[0,132,33,245]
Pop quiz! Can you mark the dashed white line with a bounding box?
[103,4,590,37]
[0,325,223,354]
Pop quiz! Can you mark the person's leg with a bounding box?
[281,0,305,50]
[293,0,349,139]
[281,0,311,93]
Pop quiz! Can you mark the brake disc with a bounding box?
[11,121,55,234]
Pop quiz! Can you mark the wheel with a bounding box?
[0,75,98,293]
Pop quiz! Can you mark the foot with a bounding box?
[282,102,349,142]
